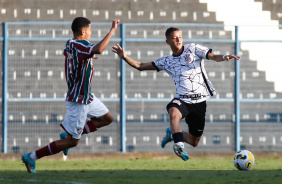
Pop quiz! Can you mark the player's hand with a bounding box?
[92,56,98,59]
[112,43,125,59]
[224,54,240,61]
[111,19,120,31]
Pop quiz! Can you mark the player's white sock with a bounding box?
[29,151,38,161]
[175,142,185,148]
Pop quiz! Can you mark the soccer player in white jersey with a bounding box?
[22,17,120,173]
[112,27,240,161]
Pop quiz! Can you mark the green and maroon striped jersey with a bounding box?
[64,39,95,104]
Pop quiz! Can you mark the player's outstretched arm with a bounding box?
[112,43,157,71]
[91,19,120,55]
[208,52,240,62]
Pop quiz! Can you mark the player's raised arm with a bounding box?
[91,19,120,55]
[208,52,240,62]
[112,43,157,71]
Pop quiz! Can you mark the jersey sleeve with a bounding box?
[152,56,167,72]
[195,44,212,60]
[74,40,95,60]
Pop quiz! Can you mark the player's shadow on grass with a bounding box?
[1,170,282,184]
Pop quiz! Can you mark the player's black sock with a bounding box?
[172,132,184,143]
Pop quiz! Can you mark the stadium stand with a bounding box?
[1,0,282,153]
[255,0,282,25]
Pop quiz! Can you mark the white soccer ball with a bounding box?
[233,150,255,171]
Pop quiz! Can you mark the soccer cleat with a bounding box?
[22,153,36,173]
[60,132,70,156]
[161,127,173,148]
[173,143,189,161]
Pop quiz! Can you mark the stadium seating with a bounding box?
[1,0,282,153]
[255,0,282,25]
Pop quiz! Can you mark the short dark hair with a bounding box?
[71,17,91,34]
[165,27,180,38]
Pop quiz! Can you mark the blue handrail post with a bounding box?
[2,22,8,153]
[120,24,126,152]
[234,26,240,152]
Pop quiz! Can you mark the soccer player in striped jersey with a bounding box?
[22,17,120,173]
[112,27,240,161]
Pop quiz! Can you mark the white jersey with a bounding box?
[153,43,216,104]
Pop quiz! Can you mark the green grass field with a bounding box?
[1,153,282,184]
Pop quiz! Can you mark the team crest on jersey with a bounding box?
[77,128,83,134]
[184,53,194,64]
[67,52,73,59]
[172,99,182,106]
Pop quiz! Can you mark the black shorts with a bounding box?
[166,98,207,137]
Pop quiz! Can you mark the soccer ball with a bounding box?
[233,150,255,171]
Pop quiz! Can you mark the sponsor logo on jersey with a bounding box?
[172,99,182,106]
[179,93,202,100]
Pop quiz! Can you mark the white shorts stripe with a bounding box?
[47,144,53,155]
[85,124,90,134]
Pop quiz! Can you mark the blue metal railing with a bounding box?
[234,26,240,152]
[2,22,282,153]
[120,23,126,152]
[2,23,8,153]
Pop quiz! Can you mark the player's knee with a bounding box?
[169,111,181,121]
[68,139,79,148]
[107,116,114,125]
[104,114,114,126]
[191,139,200,147]
[191,141,199,147]
[187,136,200,147]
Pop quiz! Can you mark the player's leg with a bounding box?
[33,136,79,160]
[54,136,80,149]
[22,136,80,173]
[168,107,183,133]
[60,98,112,155]
[59,115,106,152]
[168,107,189,161]
[22,101,88,173]
[76,112,113,136]
[162,99,187,148]
[60,112,113,156]
[59,101,90,156]
[161,99,183,148]
[83,111,113,132]
[182,131,201,147]
[59,132,70,156]
[183,101,206,147]
[83,97,113,134]
[182,116,202,147]
[163,98,189,161]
